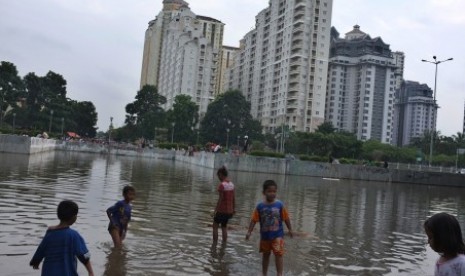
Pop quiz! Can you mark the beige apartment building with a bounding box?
[140,0,224,116]
[225,0,333,133]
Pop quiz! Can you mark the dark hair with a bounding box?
[263,180,277,192]
[217,166,228,177]
[123,185,135,196]
[57,200,79,221]
[424,212,465,255]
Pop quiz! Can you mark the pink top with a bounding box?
[216,181,235,214]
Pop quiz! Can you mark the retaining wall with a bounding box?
[0,134,57,154]
[2,135,464,187]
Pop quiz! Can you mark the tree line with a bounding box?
[2,60,463,167]
[0,61,97,137]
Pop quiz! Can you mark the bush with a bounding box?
[157,142,187,150]
[299,155,327,162]
[339,158,357,164]
[249,151,285,158]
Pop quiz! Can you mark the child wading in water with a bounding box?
[246,180,293,276]
[30,200,94,276]
[213,166,235,243]
[107,185,136,247]
[424,212,465,275]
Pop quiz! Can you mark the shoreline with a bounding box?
[1,134,464,187]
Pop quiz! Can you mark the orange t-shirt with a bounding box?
[217,181,235,214]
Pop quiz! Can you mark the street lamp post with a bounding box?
[12,113,16,130]
[48,110,54,134]
[109,117,113,146]
[421,56,453,167]
[61,117,64,136]
[237,135,240,147]
[226,128,230,149]
[171,122,175,143]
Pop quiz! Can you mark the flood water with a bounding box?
[1,151,464,275]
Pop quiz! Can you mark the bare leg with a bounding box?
[262,252,271,276]
[275,255,284,276]
[212,222,219,243]
[109,228,122,247]
[221,226,228,242]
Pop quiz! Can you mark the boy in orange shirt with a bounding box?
[246,180,293,276]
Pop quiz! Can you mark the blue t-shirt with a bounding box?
[30,227,90,276]
[252,200,289,240]
[107,200,132,230]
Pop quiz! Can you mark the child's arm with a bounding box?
[84,260,94,276]
[284,218,293,238]
[245,220,256,240]
[30,235,47,269]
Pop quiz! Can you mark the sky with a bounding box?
[0,0,464,136]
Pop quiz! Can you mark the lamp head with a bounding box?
[433,55,437,60]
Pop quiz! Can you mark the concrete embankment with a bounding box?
[1,134,464,187]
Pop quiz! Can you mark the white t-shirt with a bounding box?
[435,254,465,276]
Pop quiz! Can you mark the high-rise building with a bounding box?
[218,46,239,94]
[225,0,333,133]
[392,81,435,147]
[325,25,401,144]
[140,1,224,116]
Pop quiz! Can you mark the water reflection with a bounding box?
[1,152,464,275]
[103,247,127,276]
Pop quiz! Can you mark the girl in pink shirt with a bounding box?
[212,166,235,243]
[424,212,465,276]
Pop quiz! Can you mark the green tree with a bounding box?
[0,61,24,127]
[166,95,199,143]
[316,121,336,134]
[200,90,262,146]
[70,101,98,137]
[125,85,166,139]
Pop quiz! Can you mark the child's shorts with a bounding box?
[260,238,284,256]
[213,212,233,227]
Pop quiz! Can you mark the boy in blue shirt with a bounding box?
[246,180,293,276]
[106,185,136,247]
[30,200,94,276]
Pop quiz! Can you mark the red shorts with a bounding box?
[259,238,284,256]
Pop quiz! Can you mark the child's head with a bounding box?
[123,185,136,202]
[57,200,78,224]
[217,166,228,181]
[262,180,278,202]
[424,212,465,256]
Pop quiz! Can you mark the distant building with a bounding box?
[225,0,334,133]
[392,81,435,147]
[218,46,239,94]
[140,0,224,117]
[325,25,402,144]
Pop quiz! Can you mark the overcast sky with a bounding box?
[1,0,464,136]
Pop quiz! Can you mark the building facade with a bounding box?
[218,46,239,94]
[140,0,224,116]
[325,25,401,144]
[392,81,435,147]
[225,0,333,133]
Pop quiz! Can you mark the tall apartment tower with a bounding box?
[225,0,333,133]
[218,46,239,94]
[325,25,401,144]
[140,0,224,116]
[392,81,435,147]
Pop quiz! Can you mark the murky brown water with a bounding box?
[1,151,464,275]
